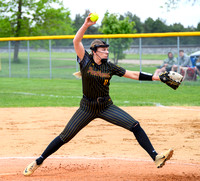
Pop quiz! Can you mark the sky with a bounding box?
[62,0,200,28]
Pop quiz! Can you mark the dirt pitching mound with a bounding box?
[0,107,200,180]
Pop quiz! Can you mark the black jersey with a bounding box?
[77,51,126,99]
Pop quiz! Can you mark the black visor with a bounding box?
[90,41,109,52]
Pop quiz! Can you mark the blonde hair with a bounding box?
[90,39,105,50]
[73,71,82,79]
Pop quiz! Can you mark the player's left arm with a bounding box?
[124,70,183,90]
[123,70,160,81]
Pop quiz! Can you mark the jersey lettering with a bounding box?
[87,67,110,78]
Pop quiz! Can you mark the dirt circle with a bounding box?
[0,107,200,180]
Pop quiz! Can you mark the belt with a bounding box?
[83,95,111,103]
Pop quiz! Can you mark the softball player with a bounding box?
[23,14,173,176]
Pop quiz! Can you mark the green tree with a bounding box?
[142,18,156,45]
[169,23,185,32]
[197,23,200,30]
[73,14,84,33]
[0,0,73,63]
[0,17,12,37]
[153,19,169,33]
[32,6,74,47]
[100,12,136,64]
[143,18,174,45]
[124,12,143,33]
[143,18,155,33]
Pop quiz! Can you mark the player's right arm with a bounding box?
[73,15,96,61]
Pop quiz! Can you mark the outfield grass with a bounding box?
[0,52,168,79]
[0,52,167,60]
[1,52,199,107]
[0,53,77,79]
[0,78,199,107]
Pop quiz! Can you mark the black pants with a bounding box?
[59,97,138,143]
[37,97,157,164]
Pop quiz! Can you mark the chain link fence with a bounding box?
[0,34,200,81]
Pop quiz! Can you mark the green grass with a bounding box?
[125,54,168,60]
[0,52,166,79]
[0,53,77,78]
[0,78,199,107]
[0,52,77,59]
[1,52,199,107]
[0,52,167,60]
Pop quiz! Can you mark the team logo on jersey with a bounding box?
[103,79,109,85]
[87,67,110,78]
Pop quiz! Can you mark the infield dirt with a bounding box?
[0,106,200,180]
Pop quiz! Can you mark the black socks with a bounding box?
[36,136,65,165]
[35,122,158,166]
[132,122,158,161]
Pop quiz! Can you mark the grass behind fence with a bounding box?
[0,52,167,60]
[0,52,77,78]
[1,52,199,107]
[0,52,167,79]
[0,78,199,107]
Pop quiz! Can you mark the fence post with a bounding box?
[8,41,11,77]
[27,40,30,78]
[49,39,52,79]
[107,38,110,61]
[177,36,180,73]
[139,38,142,72]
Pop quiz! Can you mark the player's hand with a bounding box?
[83,14,96,27]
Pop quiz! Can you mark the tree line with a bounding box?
[0,0,199,63]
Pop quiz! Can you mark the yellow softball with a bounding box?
[90,13,99,22]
